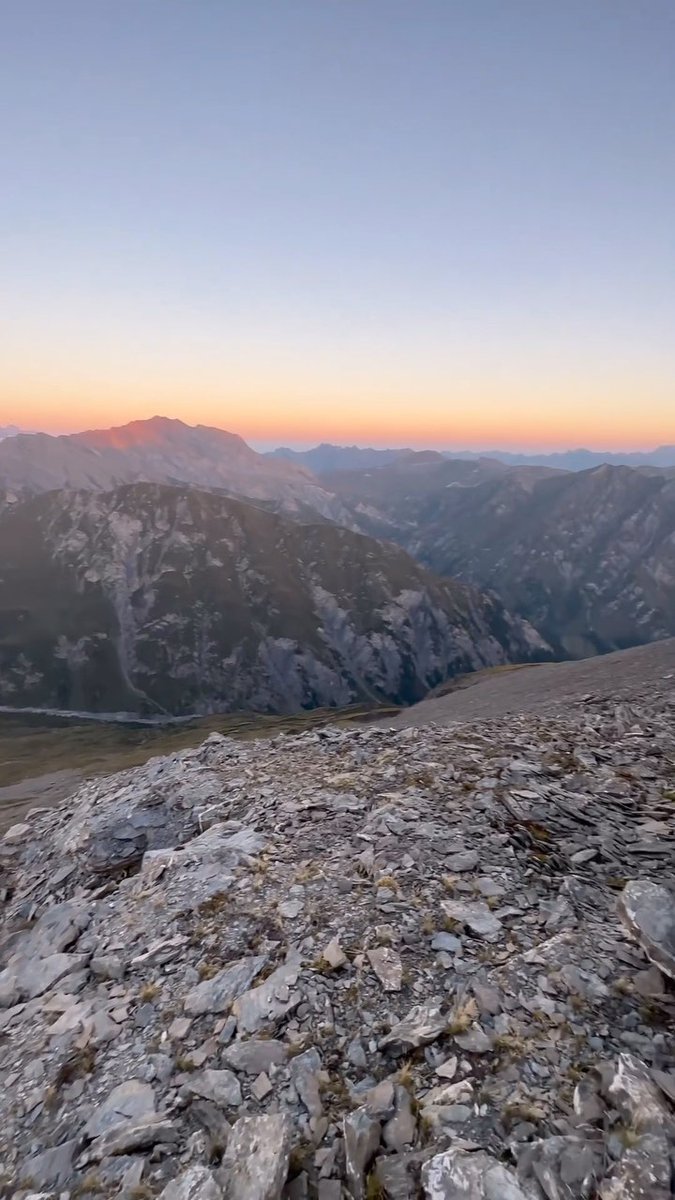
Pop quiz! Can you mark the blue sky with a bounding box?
[1,1,674,447]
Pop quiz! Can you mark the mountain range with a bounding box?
[0,482,546,714]
[1,416,674,715]
[270,441,675,473]
[329,455,675,657]
[0,417,351,523]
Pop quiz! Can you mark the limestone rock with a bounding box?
[380,1002,447,1055]
[343,1106,381,1199]
[618,880,675,981]
[442,900,502,941]
[222,1038,288,1075]
[606,1054,672,1131]
[186,1069,243,1107]
[87,1113,179,1161]
[598,1131,671,1200]
[84,1079,156,1138]
[231,957,301,1034]
[159,1166,223,1200]
[19,1140,78,1188]
[322,938,348,969]
[383,1085,417,1150]
[367,946,403,991]
[222,1113,292,1200]
[423,1147,537,1199]
[184,956,268,1015]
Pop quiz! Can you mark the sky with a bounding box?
[1,1,674,450]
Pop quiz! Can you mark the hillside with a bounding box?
[0,482,547,716]
[1,645,674,1197]
[390,637,675,726]
[330,458,675,657]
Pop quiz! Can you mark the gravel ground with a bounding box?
[390,638,675,727]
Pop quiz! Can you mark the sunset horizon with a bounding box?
[5,405,675,455]
[2,2,673,457]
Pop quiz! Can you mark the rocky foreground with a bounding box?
[1,671,674,1198]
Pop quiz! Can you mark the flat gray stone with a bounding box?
[222,1038,288,1075]
[289,1048,323,1120]
[423,1147,536,1199]
[222,1113,292,1200]
[376,1151,434,1200]
[383,1085,416,1150]
[184,956,267,1015]
[517,1135,604,1199]
[159,1166,223,1200]
[87,1113,179,1161]
[343,1105,381,1199]
[365,1078,396,1119]
[368,946,403,991]
[598,1131,671,1200]
[84,1080,156,1138]
[380,1002,448,1055]
[442,900,502,941]
[445,850,480,872]
[619,880,675,981]
[187,1069,242,1107]
[431,933,462,953]
[19,953,88,999]
[454,1026,492,1054]
[322,938,347,969]
[28,900,91,957]
[20,1139,78,1187]
[232,957,301,1034]
[607,1053,671,1131]
[3,821,31,844]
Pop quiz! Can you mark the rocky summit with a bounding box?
[1,651,674,1200]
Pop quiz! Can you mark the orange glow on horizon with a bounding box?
[4,364,674,452]
[6,399,674,452]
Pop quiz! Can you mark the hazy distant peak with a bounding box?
[269,441,675,475]
[268,443,414,474]
[73,415,250,453]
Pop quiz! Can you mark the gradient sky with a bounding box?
[1,1,674,449]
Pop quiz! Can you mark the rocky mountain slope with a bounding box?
[0,418,351,522]
[0,425,21,442]
[0,482,547,715]
[1,646,674,1199]
[330,458,675,657]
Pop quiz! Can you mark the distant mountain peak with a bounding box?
[0,415,349,519]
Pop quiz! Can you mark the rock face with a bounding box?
[329,455,675,656]
[1,660,675,1197]
[0,481,547,714]
[618,880,675,981]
